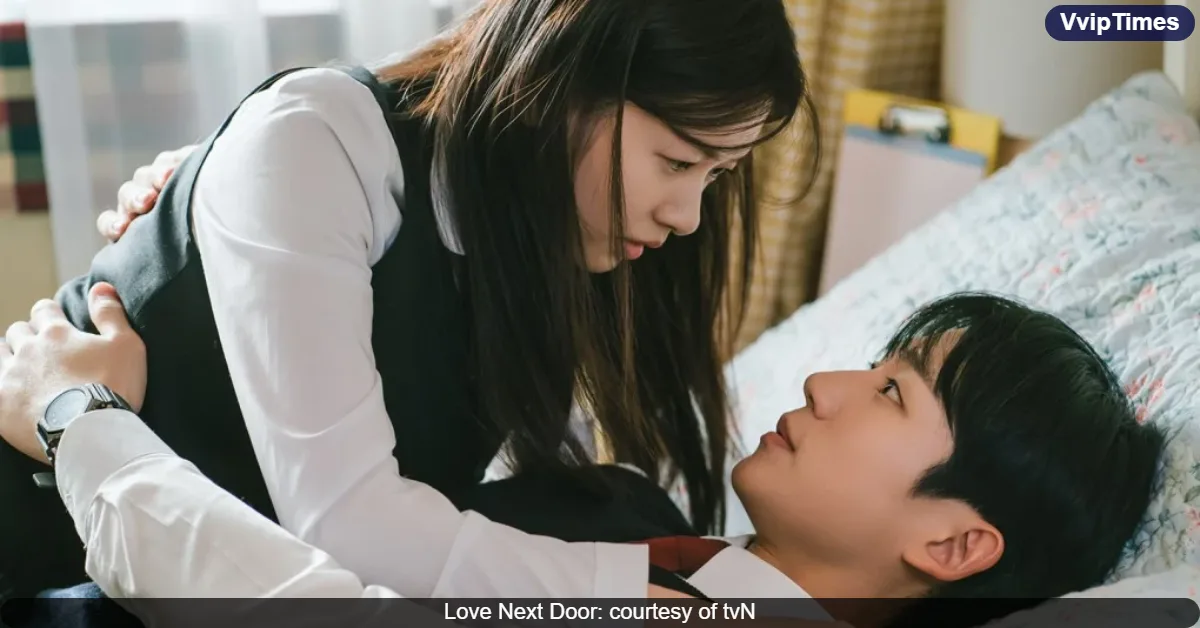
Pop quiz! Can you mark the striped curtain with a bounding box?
[0,19,57,326]
[0,21,46,217]
[731,0,945,354]
[23,1,476,284]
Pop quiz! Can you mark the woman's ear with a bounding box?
[566,106,618,171]
[901,506,1004,584]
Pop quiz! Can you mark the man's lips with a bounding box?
[760,415,795,451]
[775,415,795,451]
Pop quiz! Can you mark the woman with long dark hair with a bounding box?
[0,0,816,597]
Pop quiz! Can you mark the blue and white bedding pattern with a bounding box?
[715,72,1200,602]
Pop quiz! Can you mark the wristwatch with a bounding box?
[36,383,132,467]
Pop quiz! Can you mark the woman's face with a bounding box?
[572,104,762,273]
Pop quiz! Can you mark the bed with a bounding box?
[708,65,1200,615]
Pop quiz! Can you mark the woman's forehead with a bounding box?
[624,103,765,154]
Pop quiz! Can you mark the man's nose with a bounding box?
[802,370,867,420]
[802,372,833,419]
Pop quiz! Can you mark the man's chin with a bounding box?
[729,454,762,497]
[729,457,779,535]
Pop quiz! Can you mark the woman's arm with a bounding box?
[0,287,709,605]
[56,410,402,599]
[56,409,679,602]
[189,68,646,599]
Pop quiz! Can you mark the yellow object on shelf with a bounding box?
[819,90,1003,295]
[841,88,1003,173]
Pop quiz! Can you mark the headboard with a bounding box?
[1164,0,1200,118]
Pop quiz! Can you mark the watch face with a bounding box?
[44,388,92,432]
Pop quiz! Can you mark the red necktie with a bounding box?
[640,536,730,577]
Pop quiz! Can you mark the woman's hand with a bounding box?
[0,283,147,464]
[96,145,198,242]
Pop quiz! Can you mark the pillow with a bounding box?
[721,71,1200,594]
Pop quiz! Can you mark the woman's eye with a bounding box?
[667,159,694,173]
[706,167,731,181]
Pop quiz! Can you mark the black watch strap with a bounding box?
[81,382,129,412]
[34,383,131,484]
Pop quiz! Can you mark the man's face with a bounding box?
[731,352,959,571]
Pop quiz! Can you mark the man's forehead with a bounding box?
[890,331,963,387]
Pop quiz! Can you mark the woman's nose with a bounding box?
[657,190,703,237]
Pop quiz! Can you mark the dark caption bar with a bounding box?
[2,597,1197,628]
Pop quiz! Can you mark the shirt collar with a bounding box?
[685,535,833,619]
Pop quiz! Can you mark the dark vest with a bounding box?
[0,66,694,599]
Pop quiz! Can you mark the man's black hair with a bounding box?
[882,292,1166,623]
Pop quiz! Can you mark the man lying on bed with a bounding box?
[0,289,1164,625]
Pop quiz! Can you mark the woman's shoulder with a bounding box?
[230,67,398,157]
[250,67,379,113]
[197,66,406,264]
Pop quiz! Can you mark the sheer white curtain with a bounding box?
[25,0,478,283]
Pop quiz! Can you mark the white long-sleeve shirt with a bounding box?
[56,408,644,599]
[54,409,820,605]
[187,66,645,598]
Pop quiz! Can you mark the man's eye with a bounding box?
[881,379,901,402]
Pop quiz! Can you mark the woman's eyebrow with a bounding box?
[702,145,752,162]
[667,130,750,162]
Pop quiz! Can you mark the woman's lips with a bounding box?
[624,238,666,260]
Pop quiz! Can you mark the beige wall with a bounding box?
[0,214,58,326]
[1164,0,1200,118]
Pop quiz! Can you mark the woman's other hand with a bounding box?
[97,145,197,242]
[0,283,147,463]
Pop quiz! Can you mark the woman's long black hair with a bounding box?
[378,0,817,533]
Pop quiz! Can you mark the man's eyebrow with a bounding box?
[894,345,937,388]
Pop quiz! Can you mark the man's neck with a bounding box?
[745,535,918,628]
[745,534,872,597]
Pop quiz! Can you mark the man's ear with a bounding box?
[901,507,1004,584]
